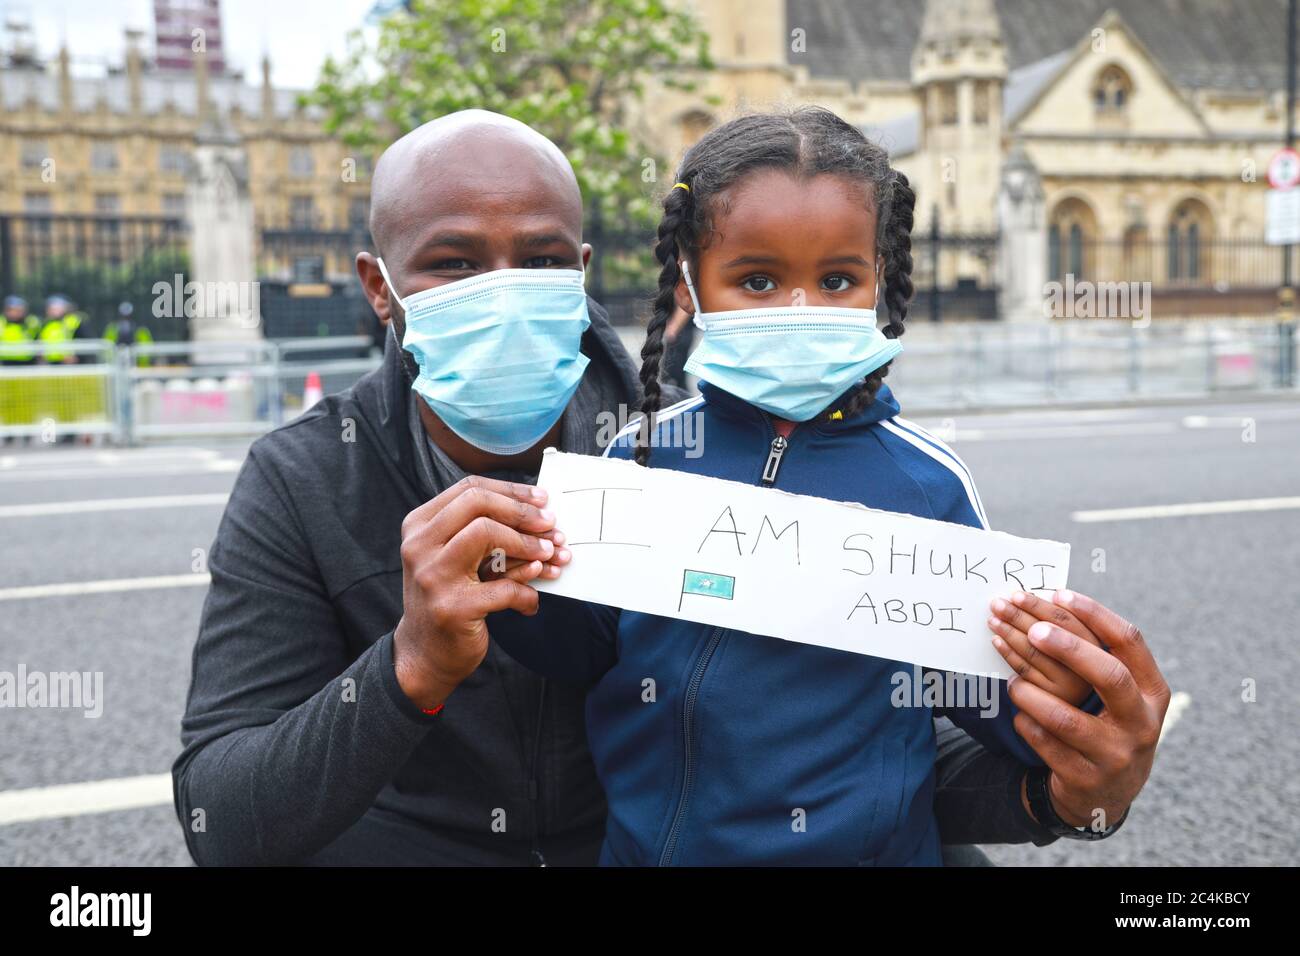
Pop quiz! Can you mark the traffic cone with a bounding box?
[302,371,323,411]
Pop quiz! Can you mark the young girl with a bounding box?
[493,107,1099,865]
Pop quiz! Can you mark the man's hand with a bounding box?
[1001,590,1171,830]
[393,475,572,710]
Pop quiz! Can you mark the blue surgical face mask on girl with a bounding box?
[679,258,903,422]
[376,259,591,455]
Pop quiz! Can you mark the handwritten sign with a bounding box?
[532,450,1070,678]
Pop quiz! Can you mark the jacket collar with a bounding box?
[696,378,902,432]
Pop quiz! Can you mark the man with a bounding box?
[38,294,81,364]
[105,301,154,367]
[175,111,643,865]
[175,111,1165,865]
[1,296,36,366]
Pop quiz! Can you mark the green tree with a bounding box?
[306,0,714,229]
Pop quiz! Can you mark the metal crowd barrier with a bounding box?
[886,319,1300,409]
[3,323,1296,444]
[0,336,380,445]
[0,340,119,442]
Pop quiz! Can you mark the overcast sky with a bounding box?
[4,0,378,89]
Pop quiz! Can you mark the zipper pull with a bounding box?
[761,435,788,486]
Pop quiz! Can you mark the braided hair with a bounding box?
[635,106,915,465]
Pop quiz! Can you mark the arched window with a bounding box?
[1093,65,1133,113]
[973,81,990,125]
[939,83,958,125]
[1048,198,1098,280]
[1167,199,1213,282]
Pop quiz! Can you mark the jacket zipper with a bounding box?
[659,424,792,864]
[658,627,725,866]
[760,434,788,486]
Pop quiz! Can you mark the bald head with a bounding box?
[355,109,593,418]
[354,110,592,472]
[370,110,583,259]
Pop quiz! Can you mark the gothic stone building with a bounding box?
[643,0,1292,320]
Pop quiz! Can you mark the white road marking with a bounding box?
[91,449,221,464]
[933,422,1177,442]
[0,774,173,826]
[0,493,229,519]
[0,447,222,467]
[916,405,1300,443]
[0,461,239,482]
[0,447,220,463]
[1183,410,1300,427]
[0,574,210,602]
[1157,691,1193,747]
[1072,496,1300,523]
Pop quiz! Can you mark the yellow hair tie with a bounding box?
[673,182,690,193]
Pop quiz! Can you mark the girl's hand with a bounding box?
[988,590,1101,706]
[477,528,569,582]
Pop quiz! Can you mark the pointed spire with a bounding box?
[125,28,144,114]
[194,45,211,124]
[57,43,73,115]
[261,53,275,121]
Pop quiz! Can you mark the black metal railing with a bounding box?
[0,213,189,339]
[1054,238,1298,289]
[255,218,664,335]
[912,231,1000,322]
[583,214,656,326]
[257,223,378,341]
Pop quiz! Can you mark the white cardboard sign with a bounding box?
[532,450,1071,679]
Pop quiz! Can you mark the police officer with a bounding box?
[1,295,36,365]
[39,294,83,364]
[105,301,154,366]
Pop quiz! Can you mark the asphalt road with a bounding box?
[1,397,1297,866]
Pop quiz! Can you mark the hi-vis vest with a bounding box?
[39,313,81,362]
[105,321,154,366]
[1,319,34,362]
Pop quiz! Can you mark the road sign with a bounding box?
[1267,187,1300,244]
[1268,148,1300,189]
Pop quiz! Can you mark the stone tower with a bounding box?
[911,0,1007,234]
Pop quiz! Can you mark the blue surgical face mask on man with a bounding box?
[680,258,902,422]
[376,259,591,455]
